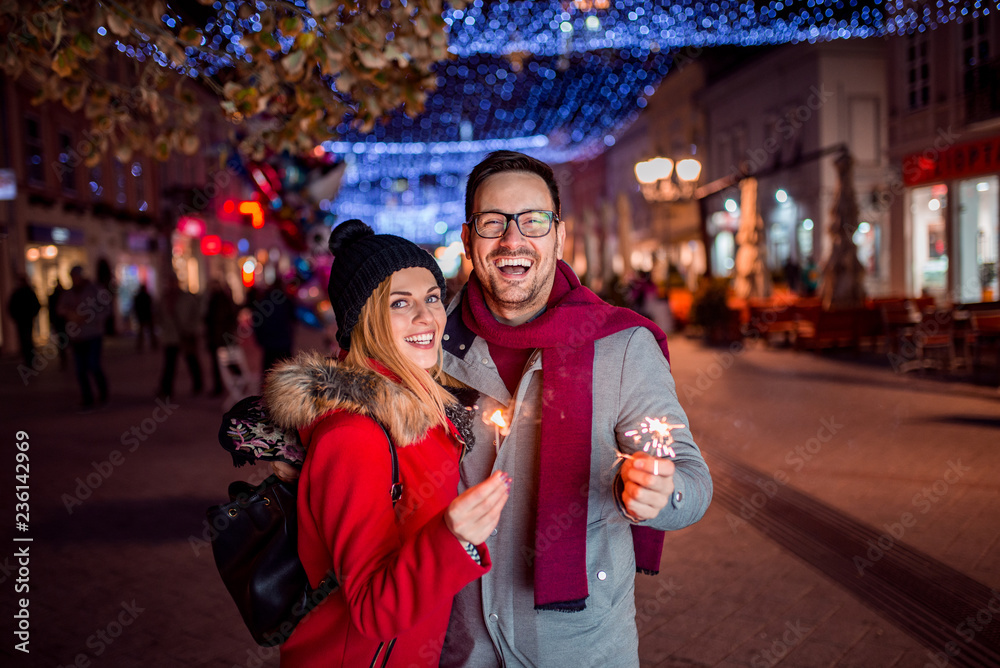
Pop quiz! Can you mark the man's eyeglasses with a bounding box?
[468,210,558,238]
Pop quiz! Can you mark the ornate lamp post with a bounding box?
[634,156,701,202]
[634,155,706,279]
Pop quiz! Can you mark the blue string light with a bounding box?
[118,1,1000,240]
[318,48,672,238]
[443,0,888,57]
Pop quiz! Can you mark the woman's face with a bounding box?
[388,267,446,370]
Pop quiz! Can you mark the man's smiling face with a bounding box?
[462,171,565,325]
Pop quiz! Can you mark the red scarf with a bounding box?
[462,261,669,611]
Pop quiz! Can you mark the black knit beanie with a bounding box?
[328,219,446,350]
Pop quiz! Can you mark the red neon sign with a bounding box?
[239,201,265,229]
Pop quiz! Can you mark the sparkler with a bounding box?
[620,416,686,475]
[489,410,507,453]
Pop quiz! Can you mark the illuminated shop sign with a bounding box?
[903,133,1000,186]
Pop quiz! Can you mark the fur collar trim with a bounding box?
[264,351,474,449]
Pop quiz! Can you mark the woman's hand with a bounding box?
[445,470,510,545]
[272,460,300,482]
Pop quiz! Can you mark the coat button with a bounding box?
[597,570,607,581]
[674,491,683,503]
[489,613,498,622]
[481,357,489,364]
[459,344,466,350]
[443,334,450,341]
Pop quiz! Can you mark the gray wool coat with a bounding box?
[439,292,713,668]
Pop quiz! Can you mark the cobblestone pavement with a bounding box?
[1,330,998,667]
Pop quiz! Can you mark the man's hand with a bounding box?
[620,452,675,521]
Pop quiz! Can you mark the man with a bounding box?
[8,274,41,367]
[58,266,110,410]
[250,278,296,373]
[48,280,68,370]
[203,279,237,395]
[156,272,204,399]
[438,151,712,667]
[133,283,156,352]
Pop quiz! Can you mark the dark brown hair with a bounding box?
[464,151,561,221]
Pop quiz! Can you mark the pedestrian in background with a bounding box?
[58,266,109,410]
[133,283,157,352]
[8,274,41,367]
[96,257,117,336]
[629,270,658,319]
[48,280,68,370]
[250,277,296,373]
[204,278,238,396]
[156,273,203,400]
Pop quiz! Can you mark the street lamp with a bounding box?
[634,156,701,201]
[675,158,702,183]
[634,154,708,277]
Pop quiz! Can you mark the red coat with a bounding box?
[265,354,488,668]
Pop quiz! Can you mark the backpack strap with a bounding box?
[300,417,401,628]
[370,419,402,507]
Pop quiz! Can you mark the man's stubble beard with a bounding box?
[480,252,556,314]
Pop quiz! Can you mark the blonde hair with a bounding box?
[345,276,456,428]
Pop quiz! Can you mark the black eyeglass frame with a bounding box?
[467,209,559,238]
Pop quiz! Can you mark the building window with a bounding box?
[962,15,991,70]
[853,220,881,279]
[907,33,930,111]
[25,116,44,186]
[957,177,999,302]
[963,15,996,124]
[909,184,948,298]
[57,131,76,195]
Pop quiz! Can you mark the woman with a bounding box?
[264,220,509,667]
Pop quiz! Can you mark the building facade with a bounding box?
[698,39,890,295]
[561,56,708,292]
[612,56,707,289]
[887,14,1000,304]
[0,67,285,357]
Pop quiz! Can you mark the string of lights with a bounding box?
[321,48,672,235]
[322,1,995,236]
[115,1,998,240]
[885,0,993,34]
[442,0,892,57]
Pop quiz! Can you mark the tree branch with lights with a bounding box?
[0,0,465,162]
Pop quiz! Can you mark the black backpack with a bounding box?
[208,395,402,655]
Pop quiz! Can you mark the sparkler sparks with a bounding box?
[621,416,685,475]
